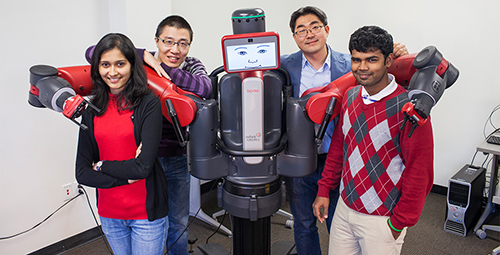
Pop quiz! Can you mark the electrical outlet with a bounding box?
[62,183,73,201]
[73,181,81,195]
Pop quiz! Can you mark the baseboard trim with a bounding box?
[28,226,103,255]
[27,184,450,254]
[431,184,448,196]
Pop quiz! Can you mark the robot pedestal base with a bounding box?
[192,243,231,255]
[232,216,270,254]
[192,241,296,255]
[192,216,296,255]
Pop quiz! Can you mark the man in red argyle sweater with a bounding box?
[313,26,434,255]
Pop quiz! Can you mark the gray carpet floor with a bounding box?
[62,191,499,255]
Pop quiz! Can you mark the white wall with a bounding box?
[174,0,500,186]
[0,0,498,254]
[0,1,171,254]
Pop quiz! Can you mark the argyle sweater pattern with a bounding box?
[339,85,411,216]
[319,84,434,229]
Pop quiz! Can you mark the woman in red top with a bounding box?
[75,33,168,255]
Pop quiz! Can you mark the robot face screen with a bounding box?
[222,32,279,73]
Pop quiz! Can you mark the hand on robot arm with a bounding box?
[142,50,170,79]
[144,66,198,148]
[160,62,213,99]
[139,50,210,145]
[393,42,409,58]
[134,47,212,99]
[302,46,458,140]
[145,65,198,124]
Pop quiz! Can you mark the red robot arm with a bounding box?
[144,66,198,127]
[302,53,417,125]
[29,64,199,131]
[302,46,458,139]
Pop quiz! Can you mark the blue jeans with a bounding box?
[285,154,340,255]
[159,155,190,255]
[100,216,168,255]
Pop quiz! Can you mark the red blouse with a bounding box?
[94,95,147,220]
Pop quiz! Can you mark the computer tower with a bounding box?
[444,164,486,236]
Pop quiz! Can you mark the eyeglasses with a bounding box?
[294,25,324,38]
[157,37,190,50]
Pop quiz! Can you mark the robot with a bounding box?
[28,59,199,142]
[28,8,458,255]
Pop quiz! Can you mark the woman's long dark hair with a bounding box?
[89,33,149,115]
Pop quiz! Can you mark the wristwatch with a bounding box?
[96,161,104,172]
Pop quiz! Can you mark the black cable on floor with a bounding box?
[0,189,82,240]
[79,185,113,255]
[206,210,227,244]
[164,179,221,254]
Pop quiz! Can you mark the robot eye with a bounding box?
[257,49,267,54]
[237,51,248,56]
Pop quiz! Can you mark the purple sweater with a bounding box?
[85,47,212,157]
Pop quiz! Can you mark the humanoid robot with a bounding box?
[28,8,458,255]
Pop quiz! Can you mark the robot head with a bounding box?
[231,8,266,34]
[222,32,280,73]
[224,8,280,73]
